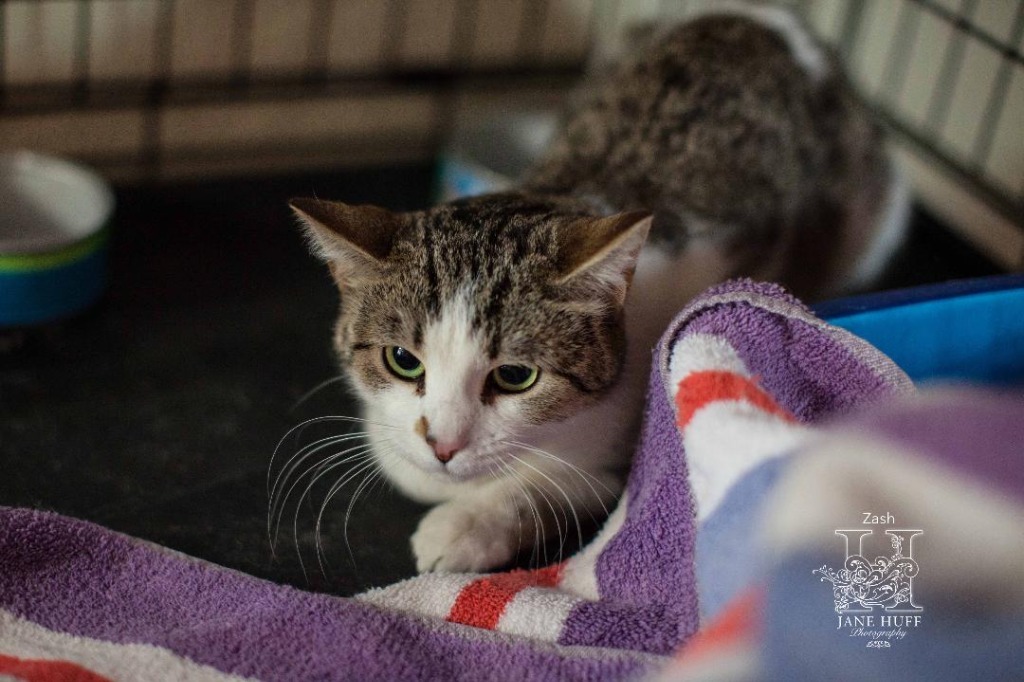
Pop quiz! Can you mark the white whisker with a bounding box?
[270,432,371,515]
[340,456,391,568]
[312,455,382,579]
[485,460,522,562]
[269,436,373,544]
[292,447,380,580]
[502,440,613,519]
[271,442,381,554]
[289,375,347,412]
[499,460,543,568]
[268,414,401,498]
[508,452,581,563]
[506,458,564,566]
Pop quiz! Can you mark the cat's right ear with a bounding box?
[554,211,653,305]
[289,198,404,287]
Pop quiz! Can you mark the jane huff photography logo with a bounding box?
[813,513,923,648]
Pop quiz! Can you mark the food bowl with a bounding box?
[0,152,114,327]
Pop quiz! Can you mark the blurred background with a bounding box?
[0,0,1021,595]
[1,0,1021,263]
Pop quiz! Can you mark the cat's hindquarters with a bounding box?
[527,4,910,301]
[841,159,911,294]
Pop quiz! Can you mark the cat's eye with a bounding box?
[384,346,424,381]
[492,364,539,393]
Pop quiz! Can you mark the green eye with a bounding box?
[384,346,424,380]
[492,364,539,393]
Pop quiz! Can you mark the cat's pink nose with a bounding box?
[425,435,461,464]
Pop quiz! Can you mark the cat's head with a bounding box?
[291,193,651,481]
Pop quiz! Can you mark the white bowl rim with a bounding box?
[0,150,115,255]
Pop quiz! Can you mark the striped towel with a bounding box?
[11,279,1016,681]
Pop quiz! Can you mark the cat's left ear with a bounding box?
[555,211,653,304]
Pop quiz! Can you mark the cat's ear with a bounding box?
[555,211,653,304]
[289,198,404,286]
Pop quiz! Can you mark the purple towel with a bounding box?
[13,279,997,682]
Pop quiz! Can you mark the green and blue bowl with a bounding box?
[0,152,114,328]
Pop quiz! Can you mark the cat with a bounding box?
[288,4,908,574]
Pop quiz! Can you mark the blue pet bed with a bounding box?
[815,274,1024,386]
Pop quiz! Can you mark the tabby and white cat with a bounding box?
[290,5,908,573]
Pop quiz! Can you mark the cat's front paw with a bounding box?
[411,501,517,573]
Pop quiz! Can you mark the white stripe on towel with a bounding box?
[669,333,750,389]
[497,586,581,641]
[558,492,629,600]
[0,609,254,682]
[357,572,478,619]
[684,400,809,522]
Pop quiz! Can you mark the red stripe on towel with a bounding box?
[676,587,763,662]
[0,654,113,682]
[676,371,793,429]
[447,563,565,630]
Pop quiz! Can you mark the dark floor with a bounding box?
[0,163,1002,596]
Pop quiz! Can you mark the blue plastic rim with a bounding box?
[0,152,114,327]
[819,274,1024,386]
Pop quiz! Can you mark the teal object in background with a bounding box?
[437,156,509,202]
[436,111,558,203]
[0,152,114,327]
[816,275,1024,385]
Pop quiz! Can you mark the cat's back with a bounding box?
[525,6,898,299]
[528,8,864,224]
